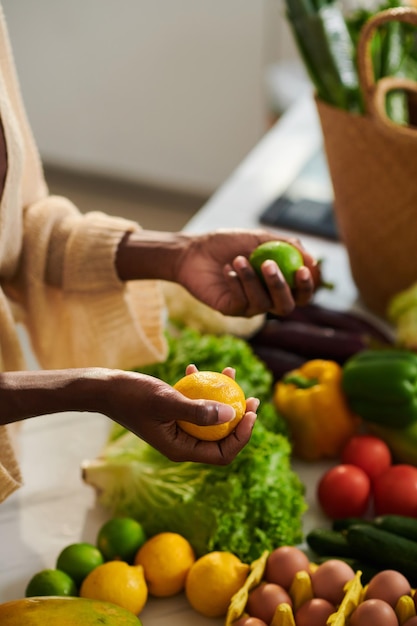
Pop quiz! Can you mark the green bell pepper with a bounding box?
[342,349,417,428]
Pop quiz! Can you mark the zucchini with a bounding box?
[346,524,417,586]
[374,514,417,541]
[306,528,352,557]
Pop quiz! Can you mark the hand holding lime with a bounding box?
[249,241,304,288]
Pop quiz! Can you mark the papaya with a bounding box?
[0,596,142,625]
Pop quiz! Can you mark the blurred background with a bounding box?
[2,0,309,228]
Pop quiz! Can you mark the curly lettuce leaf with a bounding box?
[83,422,306,562]
[83,325,305,562]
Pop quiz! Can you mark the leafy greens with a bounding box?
[82,326,307,562]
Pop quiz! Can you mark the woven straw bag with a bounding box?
[316,7,417,317]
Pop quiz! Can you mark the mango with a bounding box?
[0,596,142,625]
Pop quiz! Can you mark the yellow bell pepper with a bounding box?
[273,359,359,461]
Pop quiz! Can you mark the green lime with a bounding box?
[249,241,304,288]
[97,517,147,564]
[56,542,104,587]
[25,568,77,597]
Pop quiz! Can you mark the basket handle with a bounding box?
[357,6,417,137]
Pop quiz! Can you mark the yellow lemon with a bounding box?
[134,532,195,597]
[174,371,246,441]
[80,561,148,615]
[185,551,250,618]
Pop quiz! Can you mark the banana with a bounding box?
[0,596,142,625]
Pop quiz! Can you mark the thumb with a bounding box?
[177,397,236,427]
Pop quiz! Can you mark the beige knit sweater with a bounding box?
[0,6,264,503]
[0,6,168,502]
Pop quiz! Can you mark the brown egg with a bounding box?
[349,599,399,626]
[310,559,355,606]
[264,546,311,590]
[246,582,292,624]
[294,598,336,626]
[404,618,417,626]
[365,569,412,608]
[233,618,268,626]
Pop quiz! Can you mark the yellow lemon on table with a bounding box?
[80,561,148,615]
[185,551,250,618]
[134,531,195,597]
[174,371,246,441]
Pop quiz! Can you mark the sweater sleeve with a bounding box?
[17,195,168,370]
[0,425,22,502]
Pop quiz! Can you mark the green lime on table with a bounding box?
[97,517,147,563]
[25,568,77,597]
[249,241,304,287]
[56,542,104,587]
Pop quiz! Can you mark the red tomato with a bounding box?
[317,464,371,519]
[341,435,392,482]
[373,464,417,516]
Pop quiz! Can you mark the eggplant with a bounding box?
[250,344,307,382]
[269,303,394,346]
[250,319,371,364]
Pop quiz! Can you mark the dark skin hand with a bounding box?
[1,228,312,467]
[105,364,259,464]
[0,365,258,465]
[116,228,317,317]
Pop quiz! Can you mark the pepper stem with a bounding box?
[283,374,319,389]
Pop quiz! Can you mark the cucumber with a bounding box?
[306,528,352,557]
[374,515,417,542]
[346,524,417,586]
[332,517,374,532]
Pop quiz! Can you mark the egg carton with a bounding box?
[225,554,417,626]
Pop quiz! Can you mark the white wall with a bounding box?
[2,1,296,193]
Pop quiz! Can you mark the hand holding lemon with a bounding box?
[174,369,248,441]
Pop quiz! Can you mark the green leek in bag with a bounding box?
[285,0,360,110]
[284,0,417,122]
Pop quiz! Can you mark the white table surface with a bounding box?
[0,94,388,623]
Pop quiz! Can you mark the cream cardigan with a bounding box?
[0,5,167,502]
[0,6,263,503]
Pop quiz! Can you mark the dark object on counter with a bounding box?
[269,302,394,345]
[250,344,307,383]
[250,318,371,364]
[346,523,417,587]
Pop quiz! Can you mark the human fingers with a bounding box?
[254,258,298,316]
[293,265,315,306]
[175,411,257,465]
[175,396,236,427]
[245,396,260,413]
[229,255,275,316]
[221,366,236,380]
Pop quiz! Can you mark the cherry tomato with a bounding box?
[341,435,392,482]
[317,464,371,519]
[373,464,417,516]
